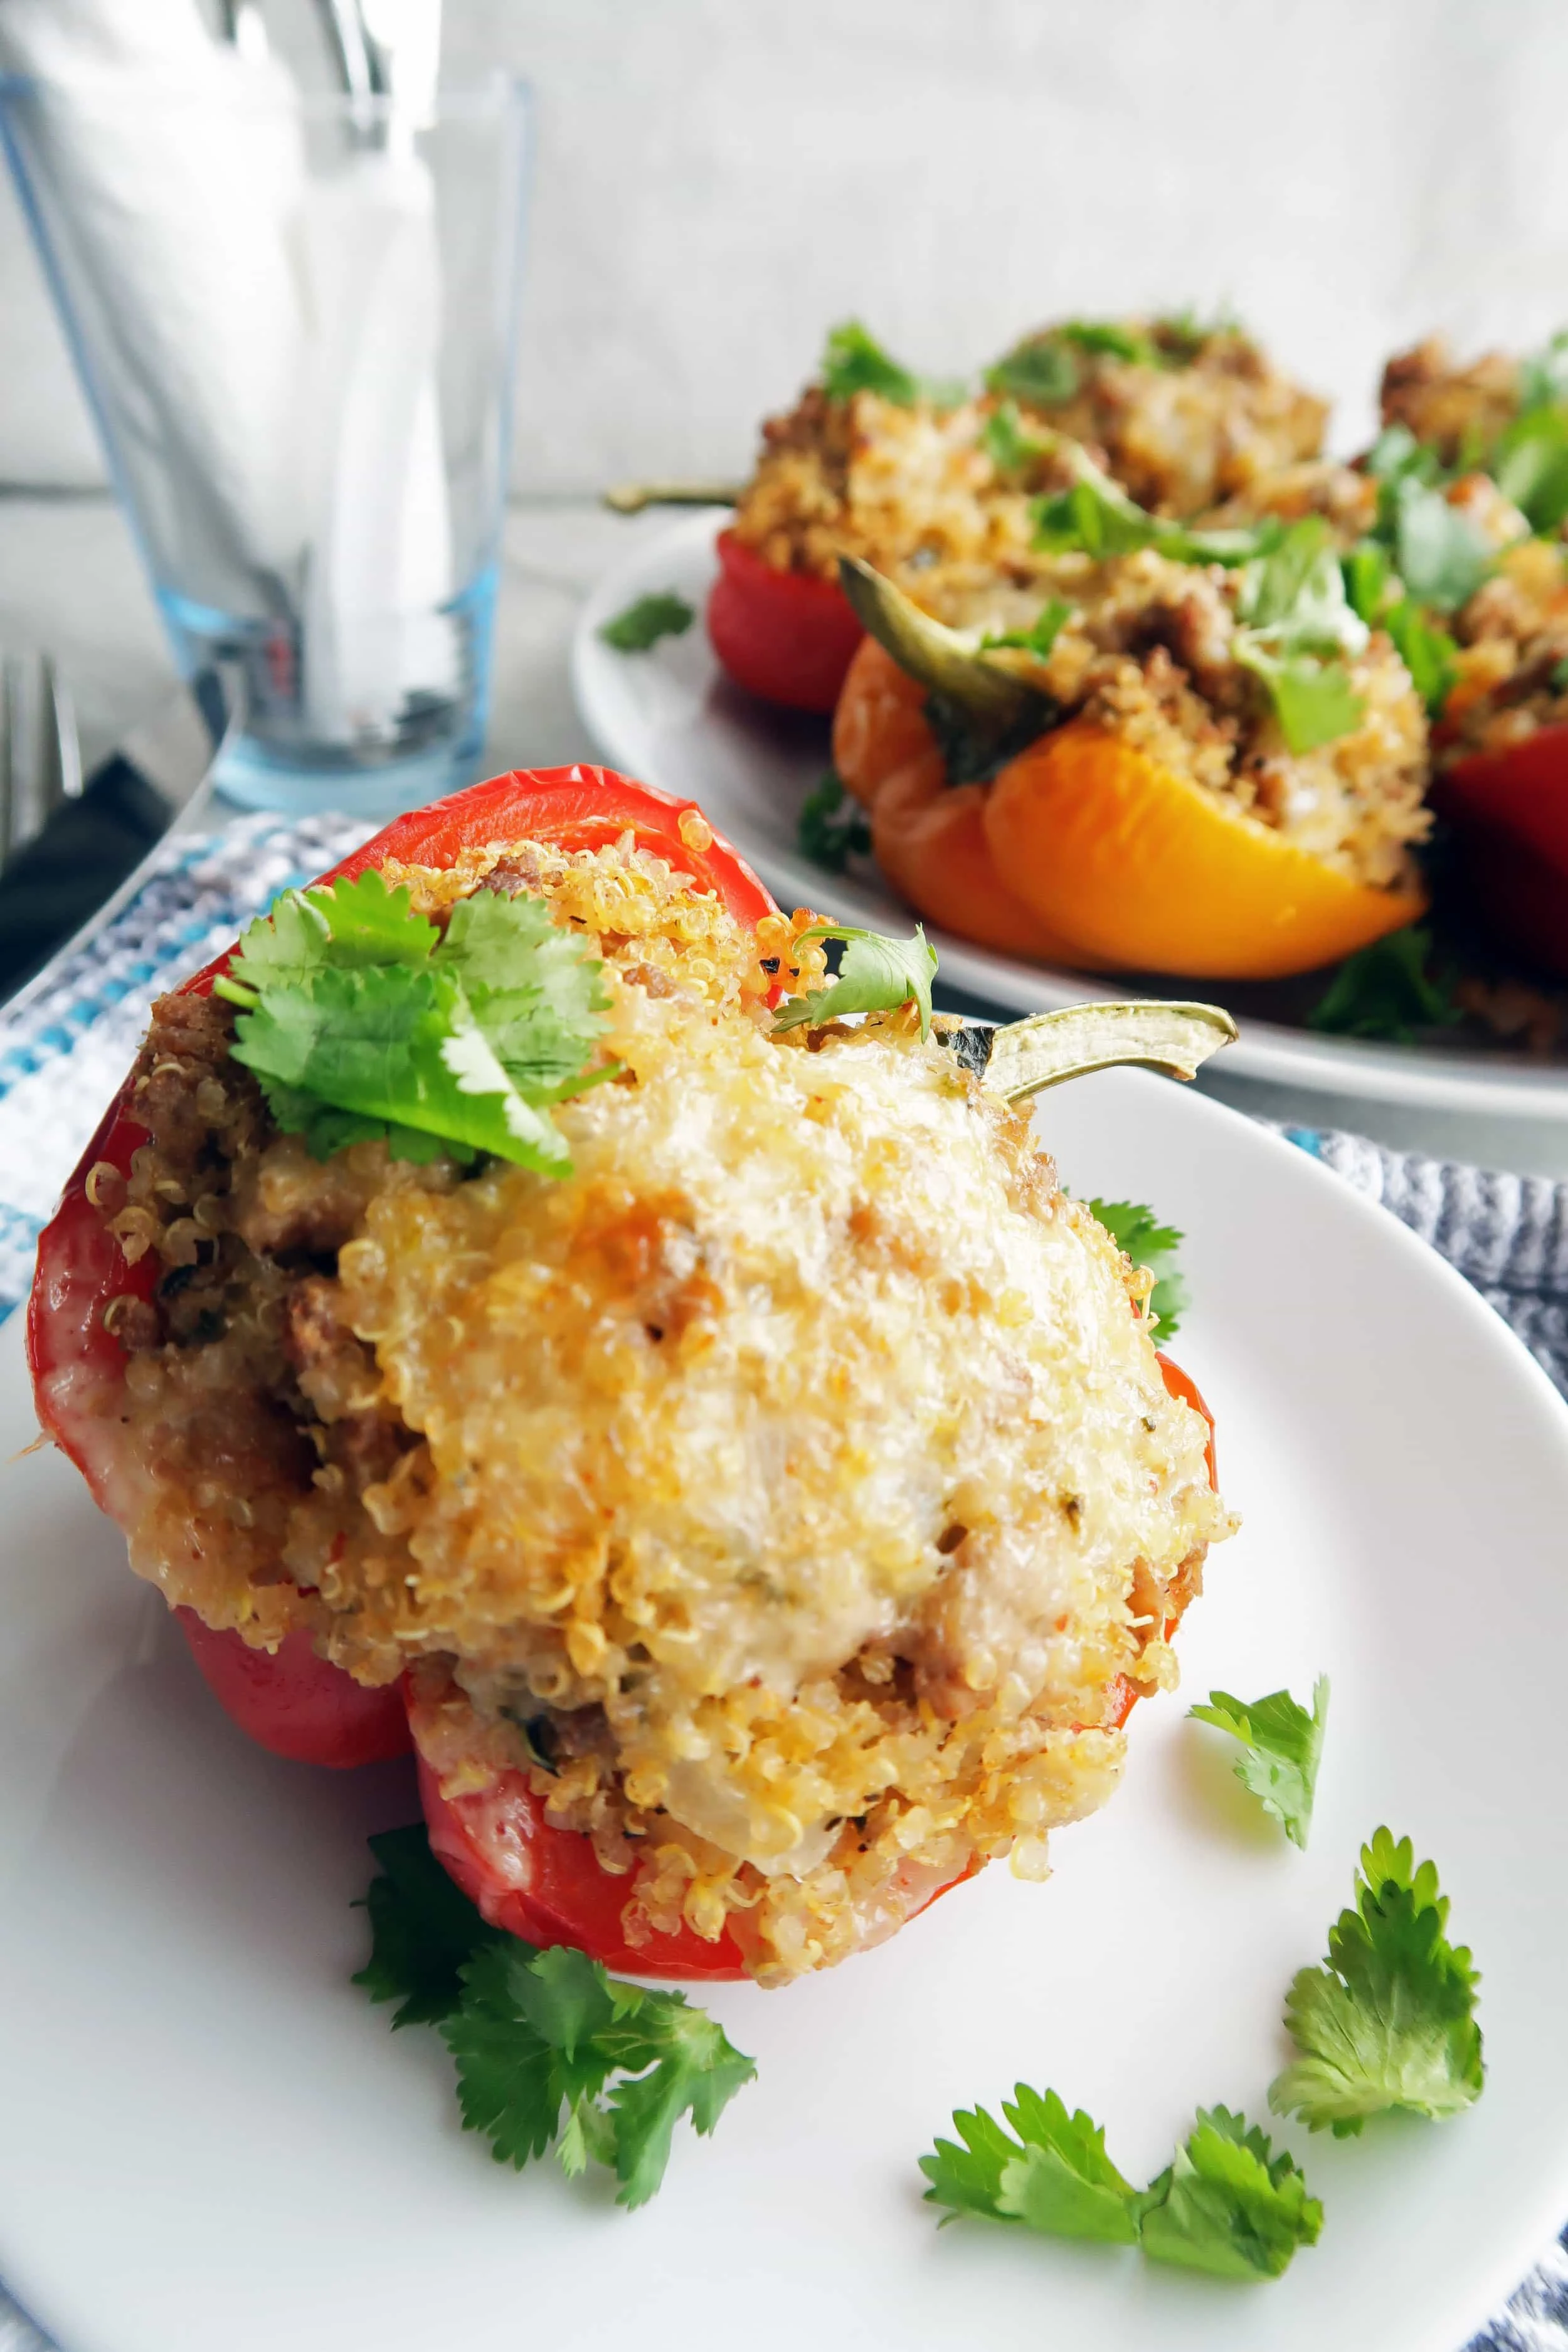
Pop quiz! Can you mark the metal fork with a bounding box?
[0,650,82,876]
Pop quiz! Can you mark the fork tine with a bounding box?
[51,662,83,802]
[36,652,65,826]
[0,658,15,872]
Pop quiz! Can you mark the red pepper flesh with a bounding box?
[706,529,864,714]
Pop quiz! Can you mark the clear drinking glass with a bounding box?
[0,74,528,817]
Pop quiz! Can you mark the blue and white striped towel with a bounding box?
[0,813,1564,2352]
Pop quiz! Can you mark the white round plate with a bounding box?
[572,511,1568,1128]
[4,1072,1568,2352]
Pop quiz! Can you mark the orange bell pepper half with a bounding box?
[832,639,1099,963]
[983,719,1429,982]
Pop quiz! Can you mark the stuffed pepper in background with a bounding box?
[711,315,1332,714]
[1369,331,1568,977]
[986,315,1328,519]
[29,765,1232,1987]
[832,457,1432,978]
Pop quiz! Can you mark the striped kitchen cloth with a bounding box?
[0,812,1565,2351]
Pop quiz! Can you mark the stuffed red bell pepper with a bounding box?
[27,763,1229,1986]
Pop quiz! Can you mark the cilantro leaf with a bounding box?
[1365,423,1444,489]
[1387,478,1491,611]
[1033,474,1167,559]
[352,1823,754,2205]
[1086,1196,1188,1338]
[986,336,1081,408]
[1342,541,1392,625]
[1492,405,1568,534]
[598,593,694,652]
[1189,1676,1328,1848]
[352,1822,503,2027]
[797,768,871,874]
[1235,640,1365,755]
[980,596,1074,659]
[443,1939,755,2206]
[1231,522,1368,753]
[1269,1828,1485,2136]
[1056,319,1162,366]
[601,1991,760,2208]
[819,320,961,410]
[1384,597,1458,717]
[1237,520,1368,656]
[982,400,1048,476]
[1032,469,1264,568]
[1520,328,1568,414]
[1139,2107,1323,2280]
[986,320,1173,411]
[230,963,576,1175]
[218,874,613,1172]
[1309,927,1459,1044]
[920,2085,1141,2243]
[773,923,938,1039]
[227,869,437,991]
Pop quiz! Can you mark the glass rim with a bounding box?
[0,68,529,122]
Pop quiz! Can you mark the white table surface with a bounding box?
[3,490,1567,1177]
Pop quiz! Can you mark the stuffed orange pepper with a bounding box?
[830,458,1433,980]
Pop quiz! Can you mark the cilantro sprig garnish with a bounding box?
[921,2085,1142,2242]
[354,1825,755,2206]
[1031,464,1261,568]
[985,319,1180,410]
[1308,926,1461,1044]
[1086,1196,1187,1337]
[215,871,615,1173]
[922,2090,1322,2281]
[1269,1829,1485,2137]
[1189,1676,1329,1848]
[1032,481,1366,751]
[599,591,695,652]
[1138,2107,1324,2280]
[797,768,872,874]
[1364,426,1492,612]
[1232,519,1368,755]
[773,923,938,1040]
[818,320,963,410]
[981,400,1049,477]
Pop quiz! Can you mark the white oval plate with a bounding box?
[4,1071,1568,2352]
[572,511,1568,1126]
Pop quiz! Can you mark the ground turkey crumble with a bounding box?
[82,833,1230,1984]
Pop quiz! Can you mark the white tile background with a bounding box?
[5,0,1568,492]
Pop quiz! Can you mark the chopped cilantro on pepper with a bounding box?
[774,923,938,1040]
[215,869,615,1172]
[819,320,962,409]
